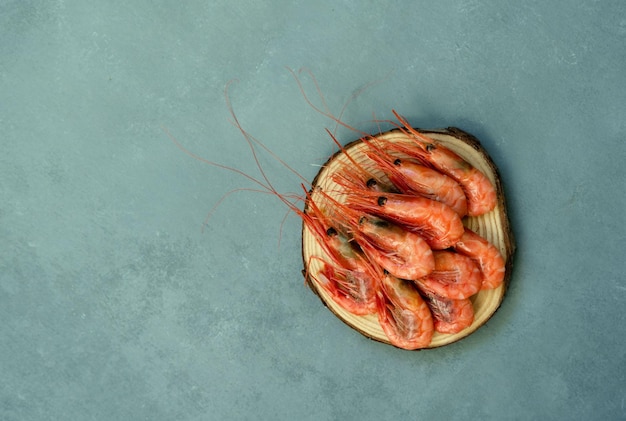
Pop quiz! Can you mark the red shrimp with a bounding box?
[311,255,379,316]
[418,289,474,334]
[361,141,468,217]
[333,174,465,249]
[384,111,497,216]
[453,228,506,290]
[413,251,482,300]
[310,189,435,280]
[302,190,380,315]
[354,215,435,280]
[377,272,434,350]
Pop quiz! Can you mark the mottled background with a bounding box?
[2,1,625,420]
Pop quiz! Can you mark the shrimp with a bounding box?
[418,289,474,334]
[333,174,465,250]
[354,215,435,280]
[453,228,506,290]
[377,272,434,350]
[309,188,435,280]
[311,255,379,316]
[302,190,379,314]
[413,251,482,300]
[361,141,468,217]
[384,110,497,216]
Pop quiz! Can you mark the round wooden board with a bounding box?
[301,127,515,349]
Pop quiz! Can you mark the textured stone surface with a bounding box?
[1,1,625,419]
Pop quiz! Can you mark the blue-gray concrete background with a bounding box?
[2,1,625,420]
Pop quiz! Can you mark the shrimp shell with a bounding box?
[363,148,468,217]
[343,191,465,250]
[418,289,475,334]
[377,273,434,350]
[453,228,506,290]
[355,216,435,280]
[311,257,378,316]
[413,251,482,300]
[386,111,498,217]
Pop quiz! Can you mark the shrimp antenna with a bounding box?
[164,127,272,192]
[323,128,386,187]
[390,110,436,150]
[224,80,310,187]
[333,71,394,137]
[164,127,304,235]
[202,187,303,234]
[287,67,373,139]
[296,67,394,138]
[224,80,310,202]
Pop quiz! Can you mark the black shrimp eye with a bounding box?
[377,196,387,206]
[326,227,337,237]
[358,216,366,225]
[426,143,436,152]
[366,178,377,188]
[393,158,402,166]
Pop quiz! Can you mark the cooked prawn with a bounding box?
[413,251,482,300]
[377,273,434,350]
[309,164,435,280]
[309,188,435,280]
[333,174,464,249]
[453,228,506,290]
[418,289,474,334]
[383,111,497,216]
[310,255,379,316]
[302,189,379,314]
[360,140,468,217]
[354,215,435,280]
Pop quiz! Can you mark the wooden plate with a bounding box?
[301,127,515,349]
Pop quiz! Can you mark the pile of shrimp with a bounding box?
[167,73,506,351]
[301,118,506,350]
